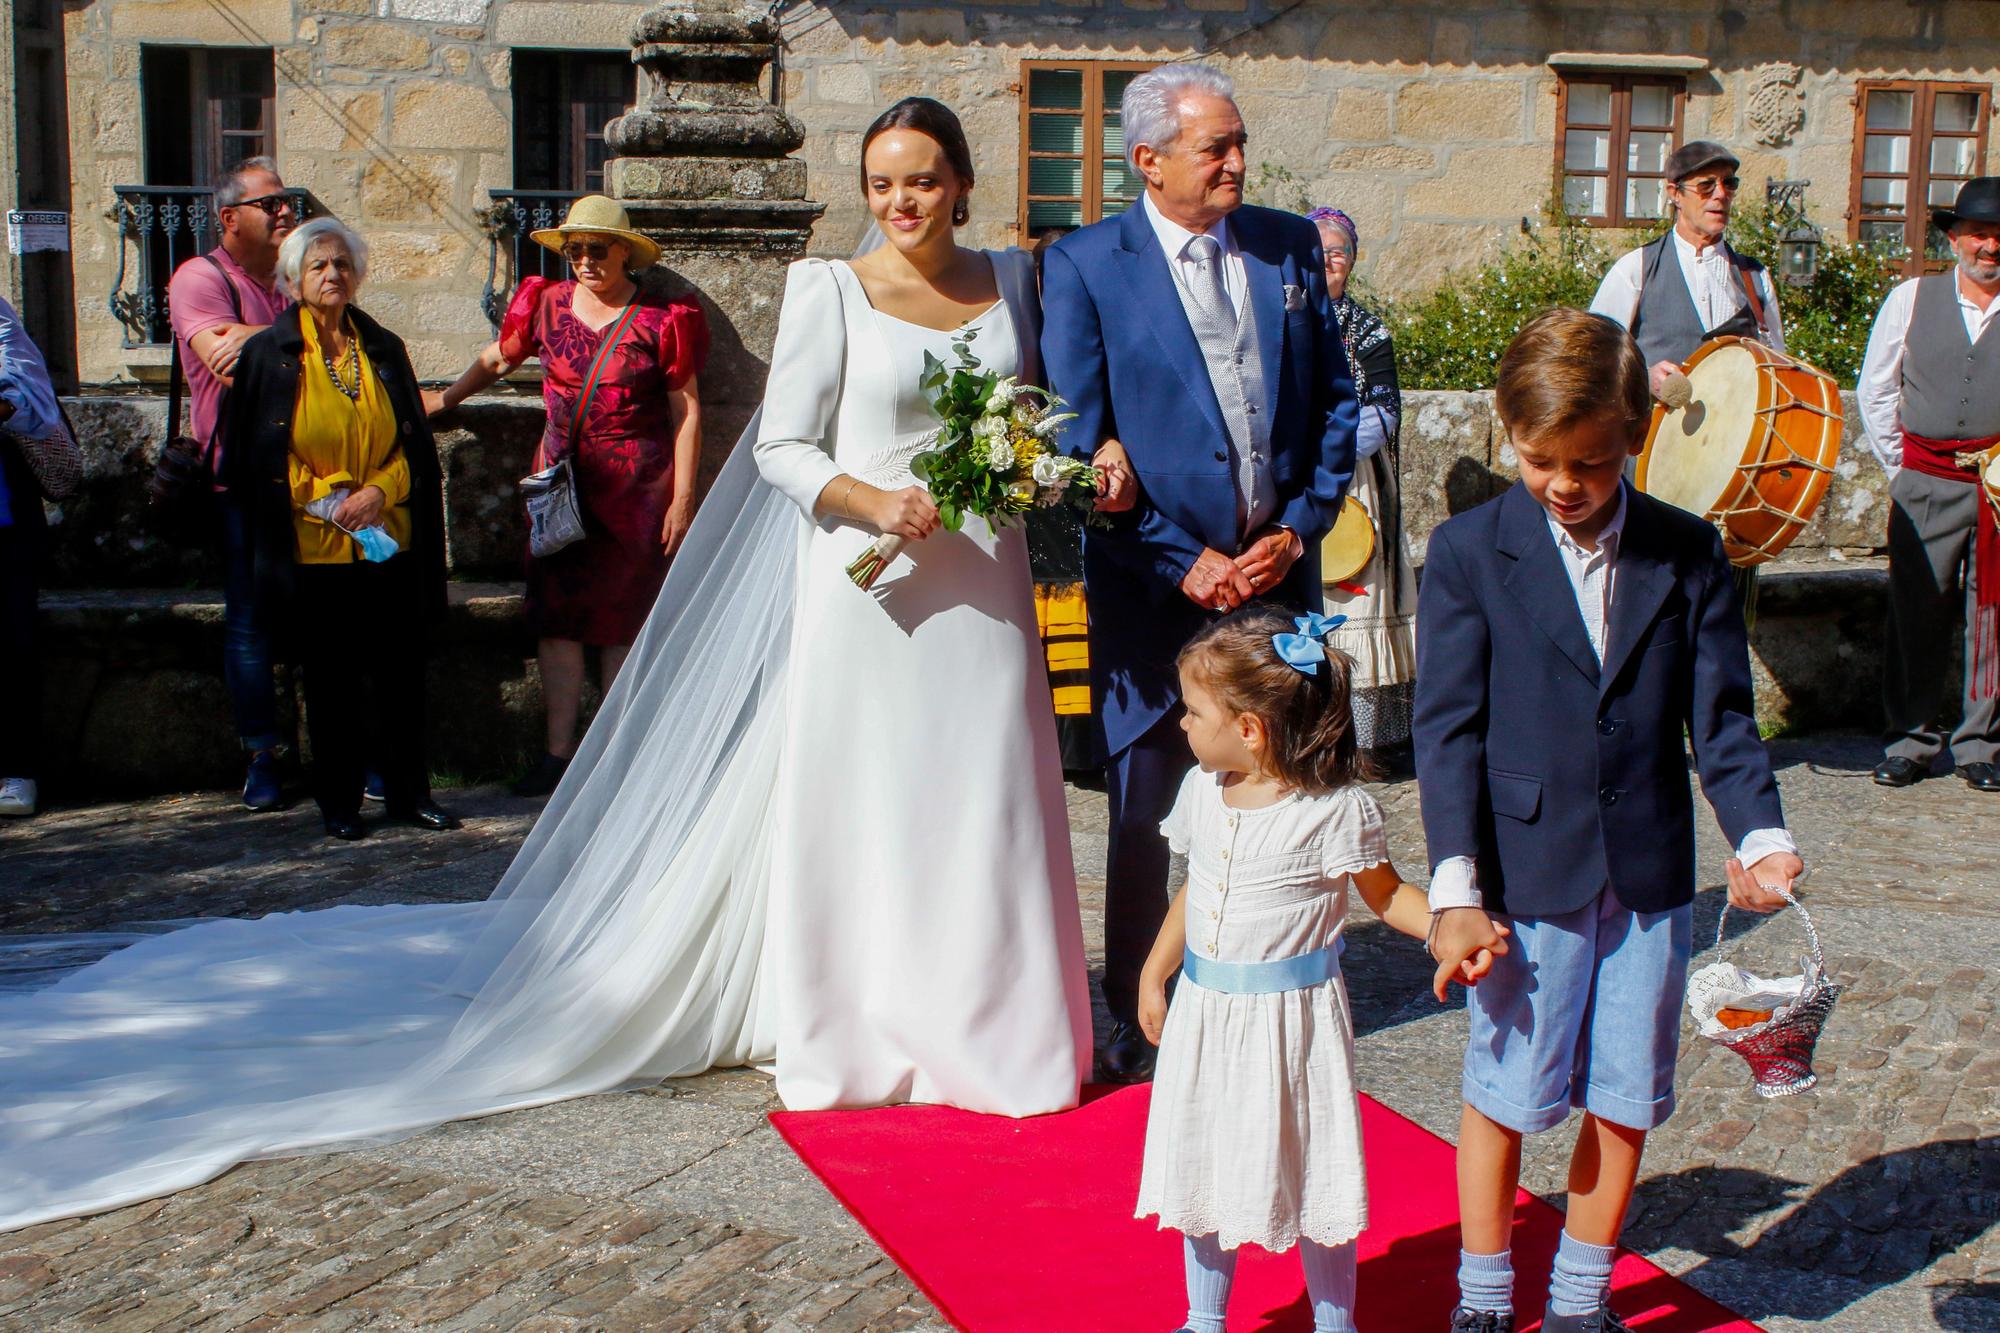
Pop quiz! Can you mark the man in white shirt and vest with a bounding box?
[1589,141,1785,400]
[1856,177,2000,792]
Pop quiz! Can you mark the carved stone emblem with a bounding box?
[1747,62,1805,147]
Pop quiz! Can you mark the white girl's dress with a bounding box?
[1136,769,1389,1251]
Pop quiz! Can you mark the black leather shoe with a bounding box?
[1957,762,2000,792]
[242,750,283,812]
[1102,1019,1157,1083]
[1872,756,1924,787]
[391,801,462,831]
[323,813,367,841]
[1447,1309,1514,1333]
[511,753,570,798]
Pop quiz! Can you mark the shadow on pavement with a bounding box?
[1627,1134,1997,1326]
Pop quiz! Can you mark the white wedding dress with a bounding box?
[0,246,1090,1233]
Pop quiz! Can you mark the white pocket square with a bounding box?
[1283,284,1307,312]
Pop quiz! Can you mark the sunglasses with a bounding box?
[562,241,614,262]
[1677,175,1741,199]
[228,193,297,217]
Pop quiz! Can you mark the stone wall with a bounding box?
[34,382,1902,794]
[778,0,2000,292]
[57,0,2000,385]
[62,0,655,387]
[42,385,1892,588]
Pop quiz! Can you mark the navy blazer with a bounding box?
[1412,483,1786,917]
[1040,202,1357,756]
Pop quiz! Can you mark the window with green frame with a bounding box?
[1020,62,1152,237]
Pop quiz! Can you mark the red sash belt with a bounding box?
[1903,430,2000,698]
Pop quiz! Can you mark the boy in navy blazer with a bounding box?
[1416,310,1805,1333]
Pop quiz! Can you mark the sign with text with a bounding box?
[7,211,70,255]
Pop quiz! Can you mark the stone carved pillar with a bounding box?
[604,0,825,489]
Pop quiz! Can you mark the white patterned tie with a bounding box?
[1184,234,1235,333]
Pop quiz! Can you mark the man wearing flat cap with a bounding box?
[1590,141,1786,399]
[1857,177,2000,793]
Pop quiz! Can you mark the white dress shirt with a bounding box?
[1142,192,1247,321]
[1427,489,1797,911]
[1855,273,2000,474]
[1589,230,1787,353]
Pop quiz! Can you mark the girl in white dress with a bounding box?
[1134,608,1494,1332]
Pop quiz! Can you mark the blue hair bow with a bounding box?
[1271,612,1348,676]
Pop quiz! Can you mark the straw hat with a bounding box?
[529,195,661,270]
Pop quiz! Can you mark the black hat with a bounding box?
[1665,140,1740,183]
[1933,177,2000,231]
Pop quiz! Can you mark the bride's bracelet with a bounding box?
[839,476,863,518]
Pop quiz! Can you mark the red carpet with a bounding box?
[771,1085,1760,1332]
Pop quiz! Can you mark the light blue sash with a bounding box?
[1181,944,1340,994]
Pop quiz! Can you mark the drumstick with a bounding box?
[1656,370,1694,411]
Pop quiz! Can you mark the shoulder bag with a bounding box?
[144,253,242,536]
[522,298,639,559]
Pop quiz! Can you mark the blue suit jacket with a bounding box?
[1412,483,1786,917]
[1040,203,1357,756]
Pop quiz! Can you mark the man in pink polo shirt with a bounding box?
[167,155,295,811]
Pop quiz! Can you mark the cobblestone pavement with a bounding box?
[0,733,1993,1332]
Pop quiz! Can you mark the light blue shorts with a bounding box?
[1461,889,1693,1134]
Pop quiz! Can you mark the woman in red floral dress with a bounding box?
[431,197,708,795]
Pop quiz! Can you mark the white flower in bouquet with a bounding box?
[1031,454,1067,487]
[986,434,1015,471]
[1007,479,1038,506]
[1033,411,1079,439]
[985,381,1017,414]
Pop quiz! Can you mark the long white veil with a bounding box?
[0,398,804,1231]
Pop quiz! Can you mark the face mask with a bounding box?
[351,524,400,563]
[303,490,350,522]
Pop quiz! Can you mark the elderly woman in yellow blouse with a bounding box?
[222,217,458,841]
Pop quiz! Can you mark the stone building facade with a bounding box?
[35,0,2000,385]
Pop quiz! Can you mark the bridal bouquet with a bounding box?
[846,329,1101,590]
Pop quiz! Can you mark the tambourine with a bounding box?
[1320,495,1375,585]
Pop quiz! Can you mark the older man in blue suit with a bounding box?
[1041,64,1357,1080]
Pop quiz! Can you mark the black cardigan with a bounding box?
[221,305,448,633]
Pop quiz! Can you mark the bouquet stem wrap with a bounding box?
[846,534,907,591]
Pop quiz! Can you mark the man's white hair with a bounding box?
[1121,64,1237,169]
[277,217,369,298]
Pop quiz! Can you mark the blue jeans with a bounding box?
[220,502,281,753]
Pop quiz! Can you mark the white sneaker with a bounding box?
[0,777,37,817]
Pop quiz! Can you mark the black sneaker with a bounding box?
[511,752,570,798]
[1448,1311,1514,1333]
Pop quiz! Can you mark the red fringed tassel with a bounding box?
[1977,501,2000,699]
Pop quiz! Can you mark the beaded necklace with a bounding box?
[320,322,360,402]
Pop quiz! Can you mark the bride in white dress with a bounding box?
[757,101,1092,1113]
[0,98,1090,1232]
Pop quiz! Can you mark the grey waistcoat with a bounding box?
[1179,263,1275,537]
[1630,234,1764,368]
[1900,271,2000,441]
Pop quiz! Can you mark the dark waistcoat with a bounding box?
[1630,234,1765,368]
[1900,271,2000,441]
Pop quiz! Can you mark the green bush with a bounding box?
[1373,200,1907,390]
